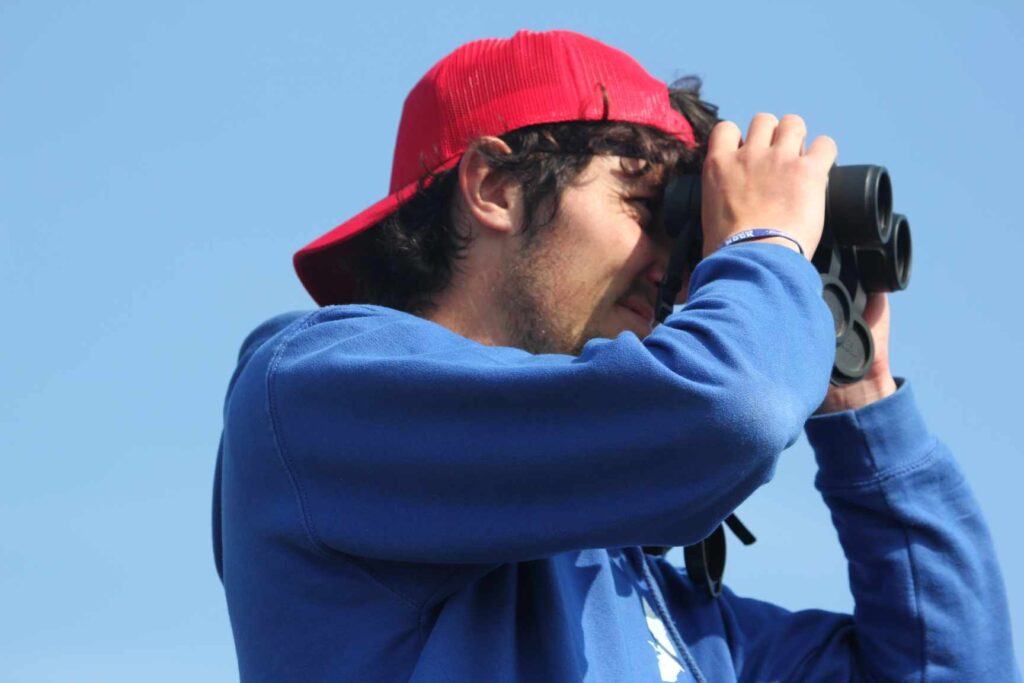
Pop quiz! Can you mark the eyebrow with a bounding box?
[619,175,662,194]
[612,160,667,191]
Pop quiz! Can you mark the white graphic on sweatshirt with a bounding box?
[642,595,685,682]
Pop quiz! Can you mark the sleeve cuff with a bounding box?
[688,242,824,299]
[805,379,939,487]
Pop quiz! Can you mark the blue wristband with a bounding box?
[719,228,805,255]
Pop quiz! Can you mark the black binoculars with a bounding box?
[652,164,914,597]
[655,165,912,385]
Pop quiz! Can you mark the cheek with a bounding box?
[583,211,646,273]
[548,196,650,305]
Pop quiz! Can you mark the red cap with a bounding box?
[294,30,696,305]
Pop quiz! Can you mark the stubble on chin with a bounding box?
[496,243,588,356]
[497,259,563,355]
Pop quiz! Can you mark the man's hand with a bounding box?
[817,293,898,413]
[701,113,837,258]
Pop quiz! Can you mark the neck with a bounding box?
[424,247,509,348]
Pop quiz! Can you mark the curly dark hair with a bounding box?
[341,76,720,314]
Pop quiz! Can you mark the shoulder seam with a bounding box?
[265,311,325,553]
[264,310,421,613]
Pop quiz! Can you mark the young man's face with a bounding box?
[496,155,672,355]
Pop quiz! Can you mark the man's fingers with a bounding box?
[862,292,890,328]
[744,113,779,149]
[771,114,807,155]
[707,120,742,154]
[807,134,839,167]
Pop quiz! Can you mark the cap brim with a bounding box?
[293,156,460,306]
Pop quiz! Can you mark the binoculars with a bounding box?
[652,164,914,596]
[655,165,912,385]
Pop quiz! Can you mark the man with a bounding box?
[213,30,1017,681]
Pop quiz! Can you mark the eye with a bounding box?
[627,196,661,230]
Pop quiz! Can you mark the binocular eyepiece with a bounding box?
[655,165,913,385]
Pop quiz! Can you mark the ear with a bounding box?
[457,137,522,235]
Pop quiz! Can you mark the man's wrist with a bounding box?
[816,373,898,415]
[711,232,804,258]
[719,229,805,256]
[807,379,936,485]
[743,235,803,255]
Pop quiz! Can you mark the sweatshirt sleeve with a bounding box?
[257,244,835,563]
[714,381,1020,681]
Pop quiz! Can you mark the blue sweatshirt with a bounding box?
[213,244,1017,681]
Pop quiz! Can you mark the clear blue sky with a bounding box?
[2,1,1021,679]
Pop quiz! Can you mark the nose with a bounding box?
[638,236,670,313]
[645,228,673,287]
[644,223,671,274]
[645,233,691,308]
